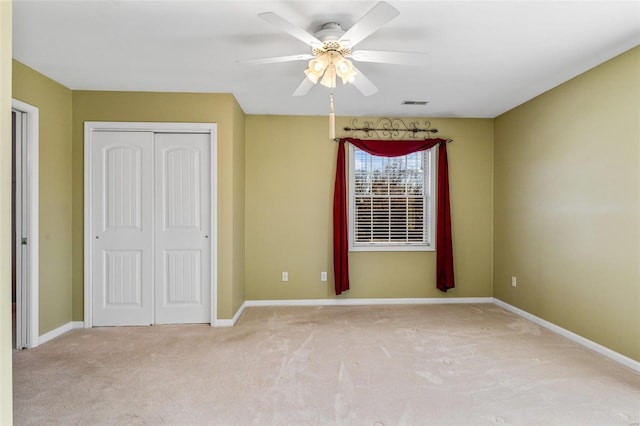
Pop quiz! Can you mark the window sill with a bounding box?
[350,244,434,252]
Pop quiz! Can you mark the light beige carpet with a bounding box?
[12,304,640,425]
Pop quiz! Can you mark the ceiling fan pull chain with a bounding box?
[329,93,336,140]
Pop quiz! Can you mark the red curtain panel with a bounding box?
[333,140,350,295]
[436,142,455,291]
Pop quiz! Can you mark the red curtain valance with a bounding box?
[333,138,455,295]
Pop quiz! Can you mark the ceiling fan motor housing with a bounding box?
[315,22,345,40]
[313,23,351,57]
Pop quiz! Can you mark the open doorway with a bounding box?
[11,99,39,349]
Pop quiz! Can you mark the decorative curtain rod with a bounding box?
[333,118,452,142]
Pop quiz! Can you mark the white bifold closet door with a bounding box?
[91,131,210,326]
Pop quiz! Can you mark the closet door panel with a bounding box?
[154,133,211,324]
[92,131,154,326]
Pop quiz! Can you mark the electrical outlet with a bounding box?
[511,276,517,288]
[321,271,327,282]
[282,272,288,282]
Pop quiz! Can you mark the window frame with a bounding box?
[348,144,436,252]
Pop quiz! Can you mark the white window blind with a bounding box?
[349,146,435,251]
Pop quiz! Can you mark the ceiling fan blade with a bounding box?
[350,50,428,66]
[351,65,378,96]
[292,77,315,96]
[339,1,399,48]
[258,12,322,47]
[237,54,314,65]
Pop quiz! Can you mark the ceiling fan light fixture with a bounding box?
[320,64,337,88]
[339,69,357,84]
[311,56,329,72]
[335,57,357,84]
[304,57,328,83]
[334,57,348,73]
[304,68,321,84]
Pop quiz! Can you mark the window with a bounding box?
[349,145,435,251]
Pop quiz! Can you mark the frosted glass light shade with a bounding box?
[335,57,357,84]
[320,65,337,88]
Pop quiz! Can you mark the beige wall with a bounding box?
[0,1,13,422]
[493,46,640,361]
[12,61,73,335]
[71,91,245,320]
[245,115,494,300]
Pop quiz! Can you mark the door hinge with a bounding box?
[21,237,27,245]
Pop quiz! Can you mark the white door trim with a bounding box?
[84,121,217,328]
[11,99,39,349]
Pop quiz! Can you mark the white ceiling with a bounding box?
[12,0,640,118]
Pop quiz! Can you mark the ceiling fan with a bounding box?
[239,1,428,97]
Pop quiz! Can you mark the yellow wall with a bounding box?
[0,1,13,422]
[493,46,640,361]
[231,99,246,315]
[12,61,73,335]
[71,91,245,320]
[245,116,494,300]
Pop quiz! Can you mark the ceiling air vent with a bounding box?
[402,100,429,105]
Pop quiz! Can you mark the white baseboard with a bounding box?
[493,298,640,373]
[214,303,248,327]
[213,297,493,328]
[243,297,493,308]
[38,321,84,346]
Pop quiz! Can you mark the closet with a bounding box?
[86,123,215,326]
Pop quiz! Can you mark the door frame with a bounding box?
[84,122,217,328]
[11,99,39,349]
